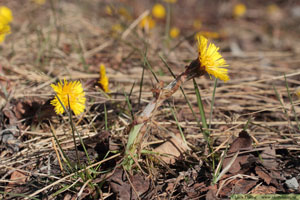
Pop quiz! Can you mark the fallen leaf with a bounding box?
[0,125,21,152]
[231,179,258,194]
[222,131,253,174]
[153,133,188,164]
[5,170,28,193]
[260,145,278,170]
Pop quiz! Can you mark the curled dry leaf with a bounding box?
[153,133,188,164]
[222,130,253,174]
[5,170,28,194]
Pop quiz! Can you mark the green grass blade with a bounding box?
[142,52,159,83]
[138,64,145,106]
[169,102,187,145]
[193,79,209,142]
[124,91,134,120]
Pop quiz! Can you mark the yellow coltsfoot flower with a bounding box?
[139,15,156,30]
[233,3,246,18]
[197,35,229,82]
[0,6,13,24]
[152,3,166,19]
[0,6,12,43]
[51,79,86,115]
[0,23,10,42]
[98,64,110,93]
[170,27,180,38]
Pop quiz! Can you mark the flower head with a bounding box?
[0,6,12,43]
[152,3,166,19]
[51,79,86,115]
[170,27,180,38]
[197,35,229,82]
[233,3,246,18]
[98,64,110,93]
[139,16,155,30]
[0,23,10,42]
[0,6,13,24]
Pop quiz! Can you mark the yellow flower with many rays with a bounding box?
[233,3,246,18]
[197,35,229,82]
[152,3,166,19]
[98,64,110,93]
[51,79,86,115]
[0,23,10,42]
[0,6,13,24]
[0,6,12,43]
[139,16,155,30]
[170,27,180,38]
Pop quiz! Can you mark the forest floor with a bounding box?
[0,0,300,199]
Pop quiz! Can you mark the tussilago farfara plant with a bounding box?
[0,6,13,43]
[98,64,110,93]
[124,35,229,169]
[51,79,86,116]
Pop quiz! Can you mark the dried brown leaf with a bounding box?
[222,131,253,174]
[153,133,188,164]
[231,179,258,194]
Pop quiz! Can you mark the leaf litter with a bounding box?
[0,0,300,199]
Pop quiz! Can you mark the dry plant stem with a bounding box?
[125,59,204,155]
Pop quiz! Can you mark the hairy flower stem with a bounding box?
[124,59,205,167]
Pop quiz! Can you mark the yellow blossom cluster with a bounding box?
[0,6,13,43]
[139,3,166,30]
[139,15,156,30]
